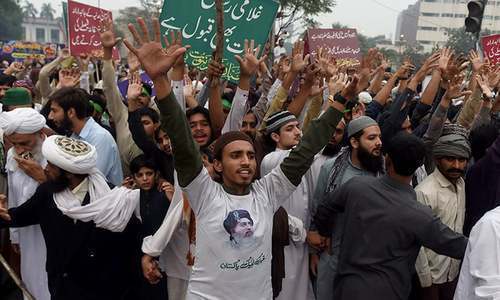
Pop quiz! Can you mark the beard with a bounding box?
[14,136,44,163]
[47,170,71,193]
[53,114,73,136]
[322,143,342,157]
[357,145,384,174]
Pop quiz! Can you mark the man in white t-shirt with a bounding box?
[124,17,348,300]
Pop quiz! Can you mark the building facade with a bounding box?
[396,2,420,46]
[397,0,500,53]
[21,17,65,44]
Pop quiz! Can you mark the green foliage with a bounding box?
[40,3,56,20]
[21,0,38,18]
[0,0,23,40]
[445,27,492,55]
[277,0,336,35]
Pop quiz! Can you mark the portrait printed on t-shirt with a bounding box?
[223,209,256,249]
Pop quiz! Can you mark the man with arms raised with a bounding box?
[124,17,347,299]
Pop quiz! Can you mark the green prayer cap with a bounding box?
[1,88,32,106]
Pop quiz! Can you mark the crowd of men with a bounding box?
[0,16,499,300]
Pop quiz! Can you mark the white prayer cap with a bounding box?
[0,107,46,136]
[42,135,97,175]
[358,91,373,104]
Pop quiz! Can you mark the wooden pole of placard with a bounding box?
[210,0,224,87]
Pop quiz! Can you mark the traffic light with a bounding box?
[465,0,488,33]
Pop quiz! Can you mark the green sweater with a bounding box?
[156,92,344,188]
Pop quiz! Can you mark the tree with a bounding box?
[445,27,492,55]
[21,0,38,18]
[40,3,56,20]
[276,0,337,37]
[139,0,162,17]
[0,0,23,40]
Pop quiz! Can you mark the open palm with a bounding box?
[124,17,189,80]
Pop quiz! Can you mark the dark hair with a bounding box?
[137,107,159,124]
[49,87,91,119]
[0,74,16,87]
[386,132,426,176]
[186,106,211,125]
[130,154,158,175]
[469,124,498,162]
[223,209,254,239]
[348,129,364,150]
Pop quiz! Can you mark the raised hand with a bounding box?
[99,18,121,50]
[122,176,135,189]
[328,73,348,96]
[395,61,415,80]
[443,75,471,100]
[57,68,80,89]
[163,30,186,69]
[4,61,25,75]
[159,181,175,202]
[411,52,440,84]
[207,59,225,81]
[183,74,196,98]
[59,48,71,60]
[0,194,11,221]
[438,48,453,73]
[469,50,485,73]
[290,41,310,73]
[141,255,162,284]
[476,74,494,99]
[235,39,267,78]
[123,17,189,80]
[341,75,359,101]
[127,51,141,73]
[127,72,143,102]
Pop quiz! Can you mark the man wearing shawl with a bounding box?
[415,133,471,300]
[0,108,50,300]
[0,135,142,300]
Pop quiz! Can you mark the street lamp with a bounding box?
[399,34,405,55]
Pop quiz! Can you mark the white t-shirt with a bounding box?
[183,166,296,300]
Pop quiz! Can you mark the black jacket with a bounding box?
[0,183,142,300]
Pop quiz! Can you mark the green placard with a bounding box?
[62,2,69,45]
[159,0,279,82]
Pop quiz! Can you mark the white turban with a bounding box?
[42,135,97,175]
[0,108,46,136]
[43,135,141,232]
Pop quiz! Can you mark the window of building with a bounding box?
[51,29,60,43]
[21,26,26,40]
[422,12,440,17]
[454,14,466,18]
[420,41,432,44]
[484,15,493,20]
[36,28,45,43]
[419,26,438,31]
[441,13,454,17]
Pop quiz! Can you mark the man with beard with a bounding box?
[0,108,51,300]
[47,87,123,186]
[314,133,468,300]
[308,116,383,300]
[414,134,471,300]
[0,135,142,300]
[260,110,315,300]
[125,17,347,299]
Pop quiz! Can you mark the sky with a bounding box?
[28,0,417,38]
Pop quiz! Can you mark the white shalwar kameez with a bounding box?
[261,149,314,300]
[6,149,50,300]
